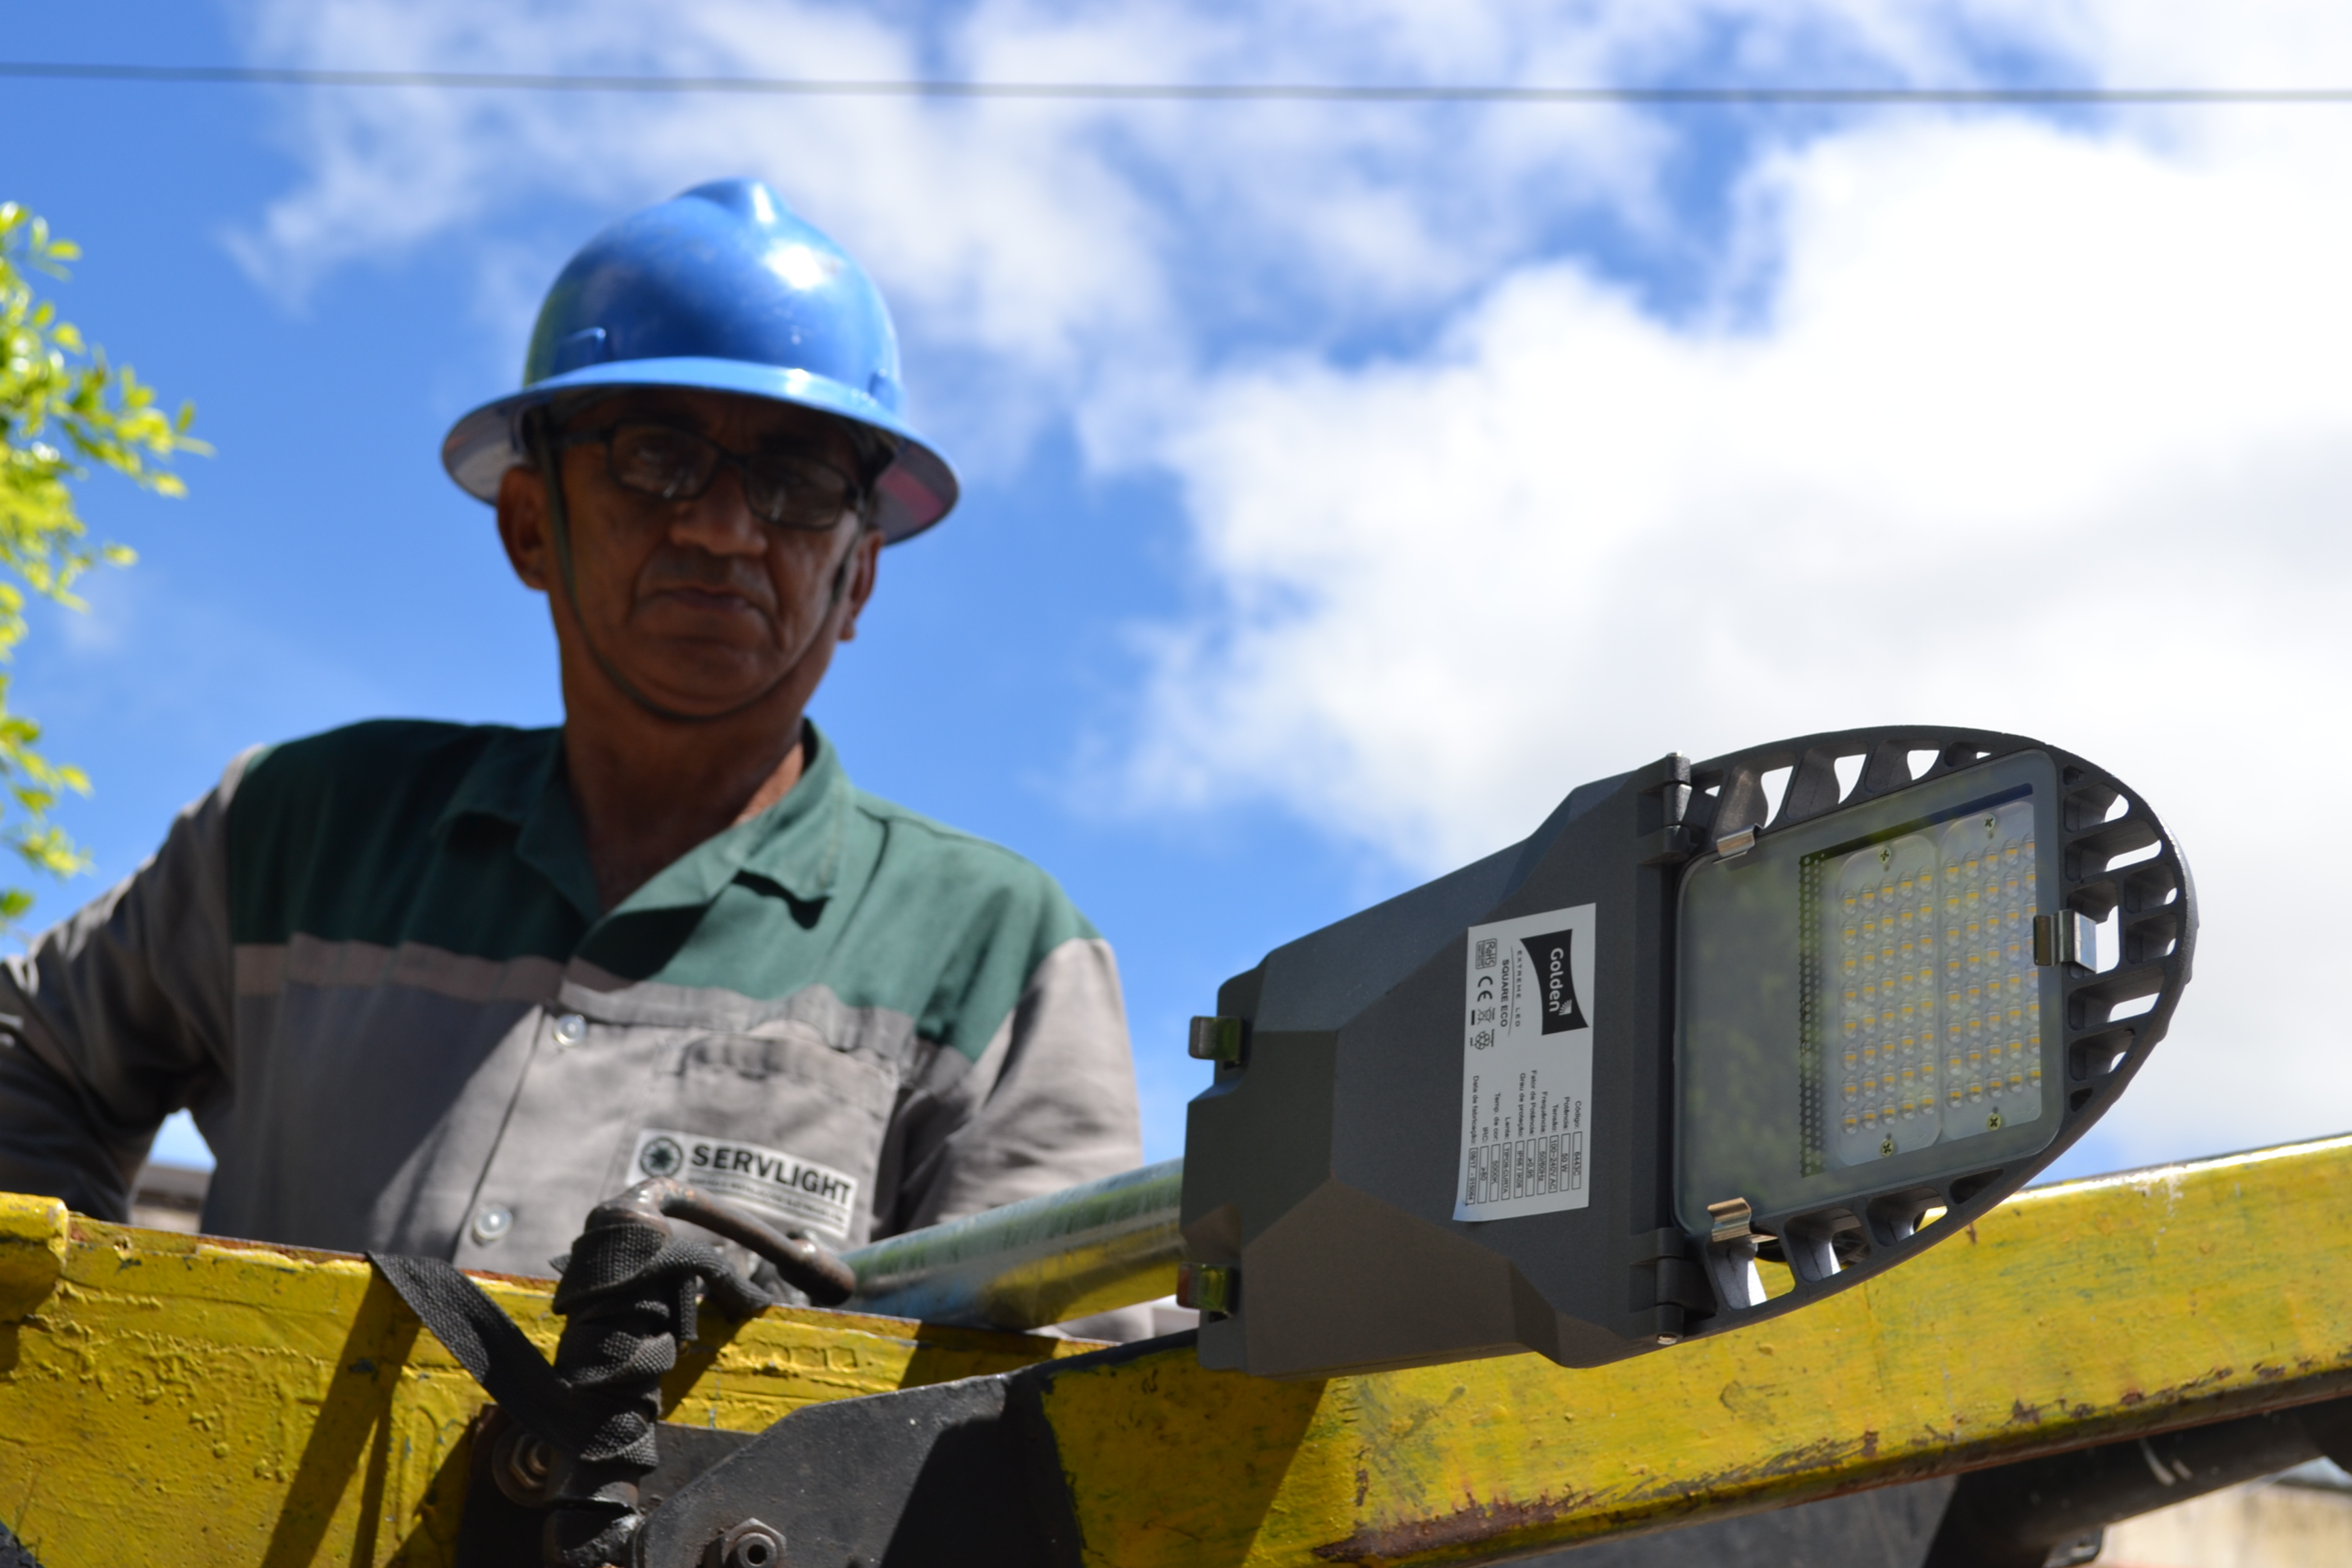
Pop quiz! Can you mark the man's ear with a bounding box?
[495,465,553,592]
[834,525,885,643]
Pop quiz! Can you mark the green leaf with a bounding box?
[0,201,205,933]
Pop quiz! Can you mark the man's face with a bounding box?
[495,389,884,721]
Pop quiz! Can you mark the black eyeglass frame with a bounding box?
[546,421,868,532]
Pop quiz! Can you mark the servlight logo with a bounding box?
[625,1127,859,1239]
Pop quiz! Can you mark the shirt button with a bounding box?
[470,1204,513,1245]
[551,1013,587,1047]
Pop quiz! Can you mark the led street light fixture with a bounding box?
[1179,728,2193,1379]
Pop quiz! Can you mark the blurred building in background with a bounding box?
[129,1161,206,1234]
[2100,1460,2352,1567]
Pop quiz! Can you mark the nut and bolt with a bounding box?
[706,1519,785,1568]
[490,1424,569,1506]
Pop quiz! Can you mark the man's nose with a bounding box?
[664,468,767,556]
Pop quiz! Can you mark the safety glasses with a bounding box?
[553,422,863,531]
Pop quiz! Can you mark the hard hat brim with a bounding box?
[441,357,959,544]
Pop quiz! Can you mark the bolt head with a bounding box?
[489,1422,570,1506]
[710,1518,785,1568]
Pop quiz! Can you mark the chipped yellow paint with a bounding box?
[0,1208,1095,1566]
[1038,1134,2352,1565]
[8,1134,2352,1567]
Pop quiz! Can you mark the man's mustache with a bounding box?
[638,548,777,611]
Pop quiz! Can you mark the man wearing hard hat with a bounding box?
[0,181,1143,1287]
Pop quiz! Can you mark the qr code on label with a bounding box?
[1475,938,1499,969]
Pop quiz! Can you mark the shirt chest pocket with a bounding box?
[604,1019,901,1244]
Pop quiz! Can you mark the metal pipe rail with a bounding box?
[838,1158,1183,1329]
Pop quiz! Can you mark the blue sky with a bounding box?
[7,1,2352,1187]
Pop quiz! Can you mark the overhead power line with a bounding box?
[3,61,2351,103]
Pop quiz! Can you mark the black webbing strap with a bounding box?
[371,1234,772,1471]
[370,1252,610,1458]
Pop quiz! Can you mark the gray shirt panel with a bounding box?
[0,755,246,1218]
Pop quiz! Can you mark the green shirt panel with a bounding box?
[227,721,589,964]
[225,719,1098,1063]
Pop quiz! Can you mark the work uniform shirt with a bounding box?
[0,720,1142,1275]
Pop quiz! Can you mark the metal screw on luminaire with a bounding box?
[705,1519,784,1568]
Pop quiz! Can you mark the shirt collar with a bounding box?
[434,721,850,921]
[615,722,849,915]
[434,725,560,832]
[433,726,602,922]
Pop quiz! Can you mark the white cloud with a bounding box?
[226,0,1175,459]
[1128,104,2352,1166]
[220,0,2027,463]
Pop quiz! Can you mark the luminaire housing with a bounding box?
[1180,727,2194,1379]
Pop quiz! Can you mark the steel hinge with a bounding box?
[2034,911,2096,969]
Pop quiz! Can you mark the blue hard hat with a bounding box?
[442,178,958,542]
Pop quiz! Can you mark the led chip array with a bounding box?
[1816,798,2044,1167]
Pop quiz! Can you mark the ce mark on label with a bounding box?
[1470,944,1499,1045]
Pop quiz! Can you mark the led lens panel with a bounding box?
[1677,747,2069,1237]
[1809,797,2043,1171]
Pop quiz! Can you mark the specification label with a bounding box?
[1454,902,1596,1222]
